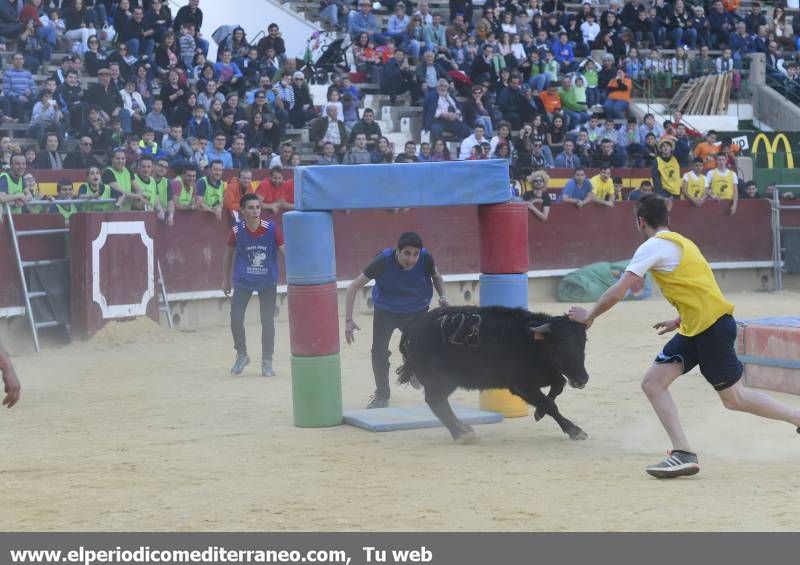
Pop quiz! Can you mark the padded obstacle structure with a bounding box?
[291,353,343,427]
[293,160,512,211]
[736,317,800,396]
[284,211,342,427]
[285,160,513,428]
[477,202,530,417]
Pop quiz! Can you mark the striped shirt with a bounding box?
[2,68,36,98]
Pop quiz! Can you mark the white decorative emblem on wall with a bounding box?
[91,221,154,319]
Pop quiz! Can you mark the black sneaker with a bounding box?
[262,359,276,377]
[646,450,700,479]
[230,353,250,376]
[366,395,389,409]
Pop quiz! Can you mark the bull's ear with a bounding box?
[528,323,551,340]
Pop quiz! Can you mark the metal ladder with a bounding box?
[157,260,174,329]
[4,202,70,352]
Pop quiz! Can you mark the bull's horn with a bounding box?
[528,323,551,334]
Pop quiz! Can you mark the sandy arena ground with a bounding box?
[2,291,799,532]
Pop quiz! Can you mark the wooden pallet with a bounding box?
[668,72,733,115]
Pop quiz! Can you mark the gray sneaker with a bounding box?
[366,395,389,409]
[262,359,276,377]
[230,353,250,375]
[646,450,700,479]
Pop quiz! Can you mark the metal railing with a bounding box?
[770,187,800,291]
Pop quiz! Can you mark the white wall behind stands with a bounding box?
[170,0,319,62]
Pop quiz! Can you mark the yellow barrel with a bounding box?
[479,389,528,418]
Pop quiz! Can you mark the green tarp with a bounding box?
[557,261,653,303]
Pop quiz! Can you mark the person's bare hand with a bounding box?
[653,318,680,335]
[345,319,360,344]
[2,366,20,409]
[567,306,593,327]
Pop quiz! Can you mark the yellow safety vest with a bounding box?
[709,169,736,199]
[656,157,682,196]
[683,172,706,199]
[651,231,734,337]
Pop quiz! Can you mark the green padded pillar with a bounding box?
[291,353,343,427]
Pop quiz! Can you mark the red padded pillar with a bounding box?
[288,282,340,356]
[478,202,529,274]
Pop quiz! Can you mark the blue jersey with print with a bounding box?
[232,220,280,289]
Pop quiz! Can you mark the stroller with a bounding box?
[302,32,351,85]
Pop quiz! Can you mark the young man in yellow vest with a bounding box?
[681,157,708,206]
[568,194,800,478]
[78,166,116,211]
[652,140,682,200]
[706,153,738,216]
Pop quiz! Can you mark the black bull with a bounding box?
[396,306,590,444]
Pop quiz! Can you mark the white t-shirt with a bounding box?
[681,171,707,185]
[626,230,682,277]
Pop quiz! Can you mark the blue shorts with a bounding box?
[654,314,743,391]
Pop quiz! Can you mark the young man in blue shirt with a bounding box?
[344,232,449,408]
[222,193,285,377]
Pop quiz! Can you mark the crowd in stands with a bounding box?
[1,0,799,222]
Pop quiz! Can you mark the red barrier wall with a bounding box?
[0,214,67,309]
[0,199,775,312]
[69,212,159,339]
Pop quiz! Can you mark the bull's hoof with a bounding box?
[534,407,545,421]
[455,431,480,445]
[568,428,588,441]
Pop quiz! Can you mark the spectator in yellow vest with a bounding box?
[706,153,738,215]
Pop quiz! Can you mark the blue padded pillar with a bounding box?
[479,274,528,309]
[283,211,336,285]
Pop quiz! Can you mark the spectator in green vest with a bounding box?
[133,156,172,225]
[47,179,79,222]
[102,149,148,210]
[196,159,225,222]
[153,158,175,226]
[170,165,198,214]
[0,154,33,213]
[78,166,117,211]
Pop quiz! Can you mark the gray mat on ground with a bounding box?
[343,404,504,432]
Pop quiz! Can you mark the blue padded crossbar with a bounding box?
[343,404,503,432]
[738,316,800,328]
[739,355,800,370]
[293,160,511,211]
